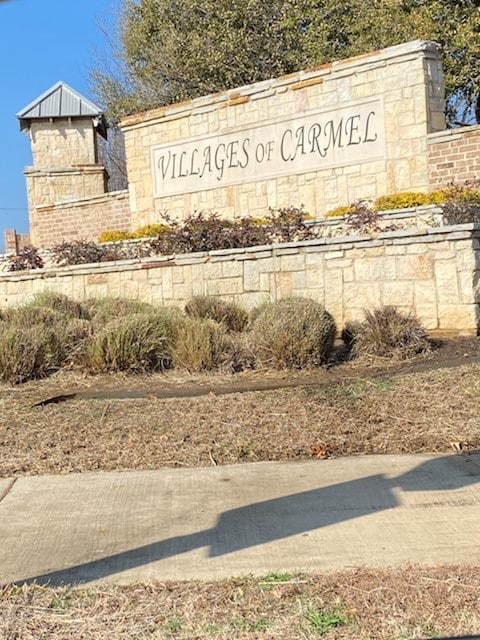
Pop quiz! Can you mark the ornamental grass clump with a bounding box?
[251,297,336,369]
[0,305,91,382]
[26,291,88,319]
[86,297,160,326]
[82,311,176,373]
[0,324,60,384]
[184,296,248,332]
[346,306,431,360]
[170,316,233,372]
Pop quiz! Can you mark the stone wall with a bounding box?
[1,224,478,334]
[29,190,131,248]
[25,165,107,216]
[121,40,445,228]
[30,120,99,167]
[428,124,480,188]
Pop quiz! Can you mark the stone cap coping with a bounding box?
[24,165,106,177]
[120,40,440,131]
[35,189,129,212]
[427,123,480,144]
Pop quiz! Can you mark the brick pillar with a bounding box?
[4,229,18,254]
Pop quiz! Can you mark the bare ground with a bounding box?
[0,337,479,477]
[2,566,480,639]
[2,338,480,637]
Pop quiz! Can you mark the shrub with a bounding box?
[1,306,63,327]
[0,324,60,383]
[251,297,336,369]
[86,297,159,325]
[132,223,170,239]
[98,224,170,243]
[1,305,91,371]
[171,317,232,372]
[154,212,235,255]
[324,205,355,218]
[265,206,313,243]
[442,201,480,225]
[152,209,313,256]
[374,192,431,210]
[435,180,480,204]
[345,201,382,233]
[26,291,88,319]
[184,296,248,332]
[438,180,480,224]
[51,240,112,266]
[7,246,44,272]
[346,306,430,360]
[248,301,271,328]
[98,230,136,243]
[82,311,175,373]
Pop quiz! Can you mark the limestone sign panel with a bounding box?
[151,98,385,198]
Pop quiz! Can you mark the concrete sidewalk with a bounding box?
[1,453,480,586]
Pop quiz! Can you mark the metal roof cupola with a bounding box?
[16,81,107,139]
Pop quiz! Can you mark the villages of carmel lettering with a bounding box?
[151,99,385,197]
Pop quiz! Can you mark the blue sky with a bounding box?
[0,0,116,251]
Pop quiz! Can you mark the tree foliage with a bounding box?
[92,0,480,124]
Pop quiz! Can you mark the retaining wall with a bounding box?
[1,224,478,334]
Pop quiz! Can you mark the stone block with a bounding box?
[354,256,396,282]
[205,263,223,279]
[458,270,475,303]
[306,266,324,289]
[343,282,381,310]
[209,277,244,296]
[173,282,194,300]
[222,261,243,278]
[437,303,478,333]
[244,261,260,291]
[415,305,439,330]
[280,254,305,272]
[398,254,434,279]
[382,281,414,306]
[414,280,437,305]
[292,271,306,290]
[274,271,294,298]
[434,260,459,303]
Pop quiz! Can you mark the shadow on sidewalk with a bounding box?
[11,452,480,586]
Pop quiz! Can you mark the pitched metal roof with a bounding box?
[17,81,107,136]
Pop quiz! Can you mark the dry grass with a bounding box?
[251,297,336,369]
[348,306,431,360]
[1,566,480,639]
[184,295,249,332]
[1,352,479,477]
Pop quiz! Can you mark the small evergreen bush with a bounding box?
[251,297,336,369]
[345,306,430,359]
[374,192,431,210]
[98,230,135,243]
[184,296,248,332]
[324,205,355,218]
[98,224,170,243]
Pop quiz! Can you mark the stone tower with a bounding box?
[17,82,108,244]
